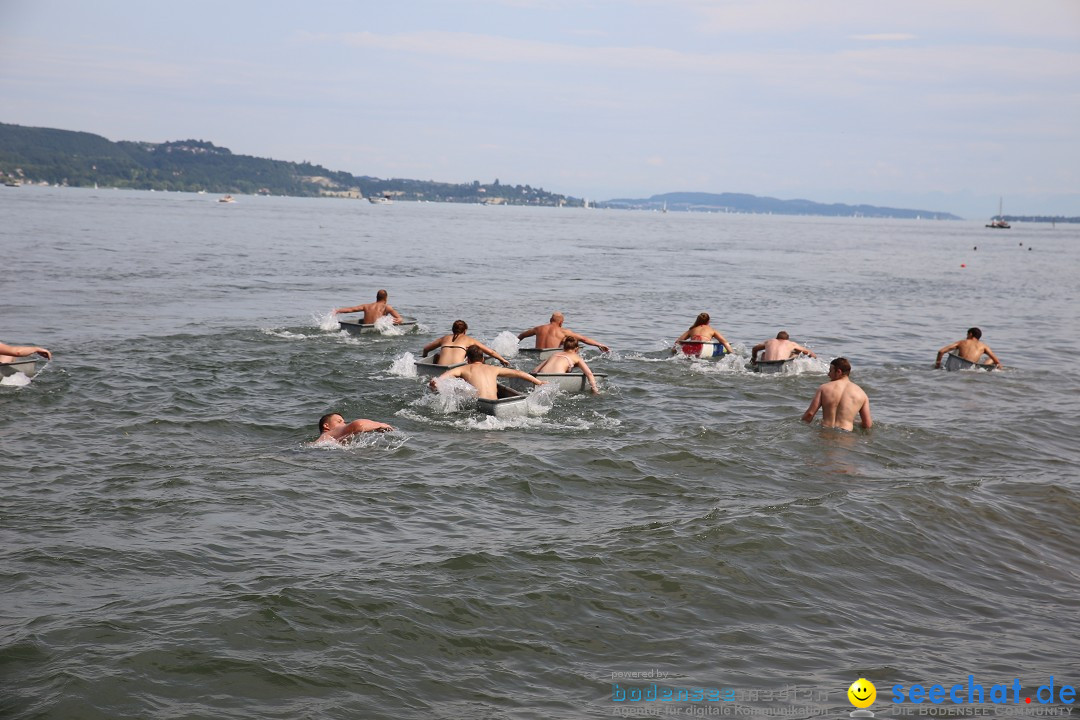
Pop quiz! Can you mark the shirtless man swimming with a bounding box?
[333,289,403,325]
[673,312,732,355]
[518,312,610,353]
[422,320,510,366]
[430,345,545,400]
[934,327,1002,369]
[751,331,817,365]
[534,336,600,394]
[316,413,394,443]
[0,342,52,363]
[802,357,872,431]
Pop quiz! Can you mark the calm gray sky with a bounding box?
[2,0,1078,218]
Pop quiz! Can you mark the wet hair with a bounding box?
[967,327,982,339]
[376,289,388,301]
[830,357,851,376]
[451,320,468,337]
[776,331,789,340]
[466,344,485,363]
[318,413,338,433]
[694,313,710,326]
[562,336,580,351]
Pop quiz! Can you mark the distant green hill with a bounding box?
[0,122,576,206]
[601,191,962,220]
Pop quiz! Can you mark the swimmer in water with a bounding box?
[533,336,600,394]
[430,345,544,400]
[518,312,610,353]
[801,357,872,431]
[673,312,732,354]
[934,327,1002,369]
[751,331,816,365]
[333,289,403,324]
[317,413,394,443]
[422,320,509,366]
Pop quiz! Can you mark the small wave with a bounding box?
[490,330,520,359]
[261,329,313,340]
[0,372,32,387]
[389,352,418,378]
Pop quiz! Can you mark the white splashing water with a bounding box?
[313,310,342,332]
[0,372,32,387]
[490,331,520,359]
[389,352,418,378]
[420,377,478,414]
[524,382,558,416]
[373,315,407,336]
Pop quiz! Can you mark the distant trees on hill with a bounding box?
[0,123,578,206]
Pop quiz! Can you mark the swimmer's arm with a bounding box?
[334,302,366,315]
[498,367,545,386]
[421,337,444,357]
[573,332,609,353]
[859,398,873,429]
[792,343,816,358]
[476,342,509,366]
[713,331,732,354]
[517,327,537,341]
[750,341,766,363]
[578,358,599,394]
[802,388,823,423]
[935,341,960,368]
[385,304,403,323]
[342,419,394,436]
[673,329,691,353]
[984,345,1003,368]
[0,343,51,360]
[429,366,464,390]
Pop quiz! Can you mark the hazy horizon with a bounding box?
[2,1,1078,219]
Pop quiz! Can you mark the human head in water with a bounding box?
[466,344,485,363]
[561,336,580,351]
[452,319,468,335]
[376,289,388,301]
[694,312,710,326]
[830,357,851,377]
[967,327,982,339]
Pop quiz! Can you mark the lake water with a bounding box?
[2,187,1078,719]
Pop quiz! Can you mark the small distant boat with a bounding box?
[368,194,392,204]
[985,197,1010,229]
[218,195,235,203]
[4,179,21,187]
[476,384,530,418]
[507,369,607,394]
[676,340,726,358]
[337,315,418,336]
[753,358,795,374]
[942,353,995,372]
[0,357,39,377]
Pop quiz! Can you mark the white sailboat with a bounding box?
[985,197,1010,229]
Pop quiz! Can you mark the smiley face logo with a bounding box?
[847,678,877,708]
